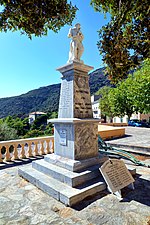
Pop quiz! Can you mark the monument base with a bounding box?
[44,153,105,172]
[50,118,100,160]
[18,153,107,206]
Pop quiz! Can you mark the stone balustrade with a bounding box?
[0,136,54,163]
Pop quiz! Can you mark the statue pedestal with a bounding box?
[18,62,107,206]
[51,118,98,160]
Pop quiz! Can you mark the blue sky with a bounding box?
[0,1,110,98]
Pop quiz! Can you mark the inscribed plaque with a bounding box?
[100,159,134,193]
[59,129,67,146]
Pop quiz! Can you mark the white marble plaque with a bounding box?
[59,129,67,146]
[100,159,134,193]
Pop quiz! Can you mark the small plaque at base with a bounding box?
[59,129,67,146]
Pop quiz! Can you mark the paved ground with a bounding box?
[0,159,150,225]
[107,127,150,154]
[0,127,150,224]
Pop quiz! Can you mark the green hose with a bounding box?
[98,135,150,168]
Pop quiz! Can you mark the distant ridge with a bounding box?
[0,67,112,118]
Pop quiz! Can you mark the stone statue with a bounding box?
[67,23,84,64]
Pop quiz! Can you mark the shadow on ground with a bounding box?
[73,172,150,210]
[72,190,109,210]
[121,174,150,207]
[0,155,44,170]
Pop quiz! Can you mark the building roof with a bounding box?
[29,111,46,115]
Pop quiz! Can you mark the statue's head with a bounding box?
[75,23,81,30]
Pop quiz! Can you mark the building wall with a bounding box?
[28,112,46,124]
[91,95,101,119]
[29,114,36,124]
[113,115,128,123]
[112,113,150,123]
[139,113,150,122]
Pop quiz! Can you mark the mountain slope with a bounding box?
[89,67,112,94]
[0,67,111,118]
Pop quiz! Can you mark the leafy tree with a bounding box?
[97,86,114,119]
[47,111,58,119]
[2,115,30,137]
[0,122,18,141]
[23,129,44,138]
[4,115,14,127]
[44,123,54,136]
[0,0,77,38]
[4,116,24,136]
[109,82,135,120]
[91,0,150,83]
[130,59,150,113]
[50,111,58,119]
[31,114,48,130]
[11,118,24,136]
[22,117,30,131]
[107,59,150,120]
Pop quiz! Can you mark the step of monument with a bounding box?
[44,154,106,172]
[18,165,106,206]
[32,159,101,187]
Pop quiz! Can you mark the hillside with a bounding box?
[89,67,112,94]
[0,67,112,118]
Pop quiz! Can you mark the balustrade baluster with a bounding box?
[45,140,50,154]
[34,141,39,156]
[0,146,3,162]
[50,139,54,153]
[40,141,45,155]
[27,142,32,157]
[12,144,19,160]
[20,144,26,159]
[4,145,11,161]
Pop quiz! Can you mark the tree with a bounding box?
[3,115,30,137]
[130,59,150,113]
[23,129,44,138]
[22,117,30,131]
[109,82,135,120]
[50,111,58,119]
[31,114,48,130]
[97,86,114,120]
[44,123,54,136]
[0,0,77,38]
[0,122,18,141]
[107,59,150,120]
[97,84,136,121]
[91,0,150,83]
[47,111,58,119]
[4,116,24,136]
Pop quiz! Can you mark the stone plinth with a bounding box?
[50,118,99,161]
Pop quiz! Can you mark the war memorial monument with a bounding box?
[18,23,108,206]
